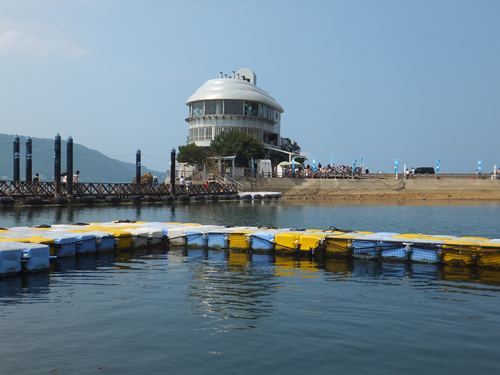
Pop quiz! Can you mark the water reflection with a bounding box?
[185,249,278,327]
[49,257,77,273]
[411,263,442,280]
[275,254,319,278]
[317,257,500,290]
[4,248,500,311]
[0,272,50,306]
[380,262,411,278]
[112,247,169,270]
[75,256,98,271]
[169,204,176,222]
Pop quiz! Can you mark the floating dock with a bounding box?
[1,221,499,276]
[238,192,282,200]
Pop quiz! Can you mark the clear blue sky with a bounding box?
[1,0,499,173]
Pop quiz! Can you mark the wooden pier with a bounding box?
[0,180,239,201]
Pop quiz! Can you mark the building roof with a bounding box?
[186,70,284,112]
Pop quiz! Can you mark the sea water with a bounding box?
[1,200,500,374]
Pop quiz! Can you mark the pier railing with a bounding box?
[365,173,499,180]
[0,181,238,199]
[217,174,243,192]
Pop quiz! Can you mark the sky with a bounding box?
[1,0,499,174]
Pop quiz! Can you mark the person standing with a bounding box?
[32,173,40,195]
[62,173,67,195]
[73,170,80,195]
[179,175,185,192]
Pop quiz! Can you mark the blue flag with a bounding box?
[313,159,317,172]
[395,159,399,174]
[436,159,440,173]
[478,160,482,173]
[292,158,295,173]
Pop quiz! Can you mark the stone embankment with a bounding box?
[236,177,500,200]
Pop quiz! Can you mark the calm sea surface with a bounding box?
[1,200,500,374]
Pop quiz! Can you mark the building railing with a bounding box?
[186,114,277,126]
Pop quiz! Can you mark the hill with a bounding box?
[0,134,166,183]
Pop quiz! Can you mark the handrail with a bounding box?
[0,180,238,199]
[217,175,244,192]
[271,172,499,180]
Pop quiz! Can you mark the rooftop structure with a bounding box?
[185,68,284,149]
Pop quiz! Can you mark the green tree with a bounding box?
[269,137,306,164]
[177,143,208,168]
[210,130,265,167]
[280,137,301,154]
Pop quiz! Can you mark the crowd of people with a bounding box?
[279,163,369,178]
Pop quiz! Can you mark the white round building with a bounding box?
[185,68,284,150]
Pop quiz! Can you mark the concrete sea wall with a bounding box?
[237,176,500,199]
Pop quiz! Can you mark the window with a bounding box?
[192,102,204,117]
[224,100,243,115]
[189,127,213,142]
[259,104,273,119]
[261,104,268,118]
[205,100,223,115]
[245,101,259,116]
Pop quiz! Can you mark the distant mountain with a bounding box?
[0,134,166,183]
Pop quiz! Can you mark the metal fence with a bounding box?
[271,172,499,180]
